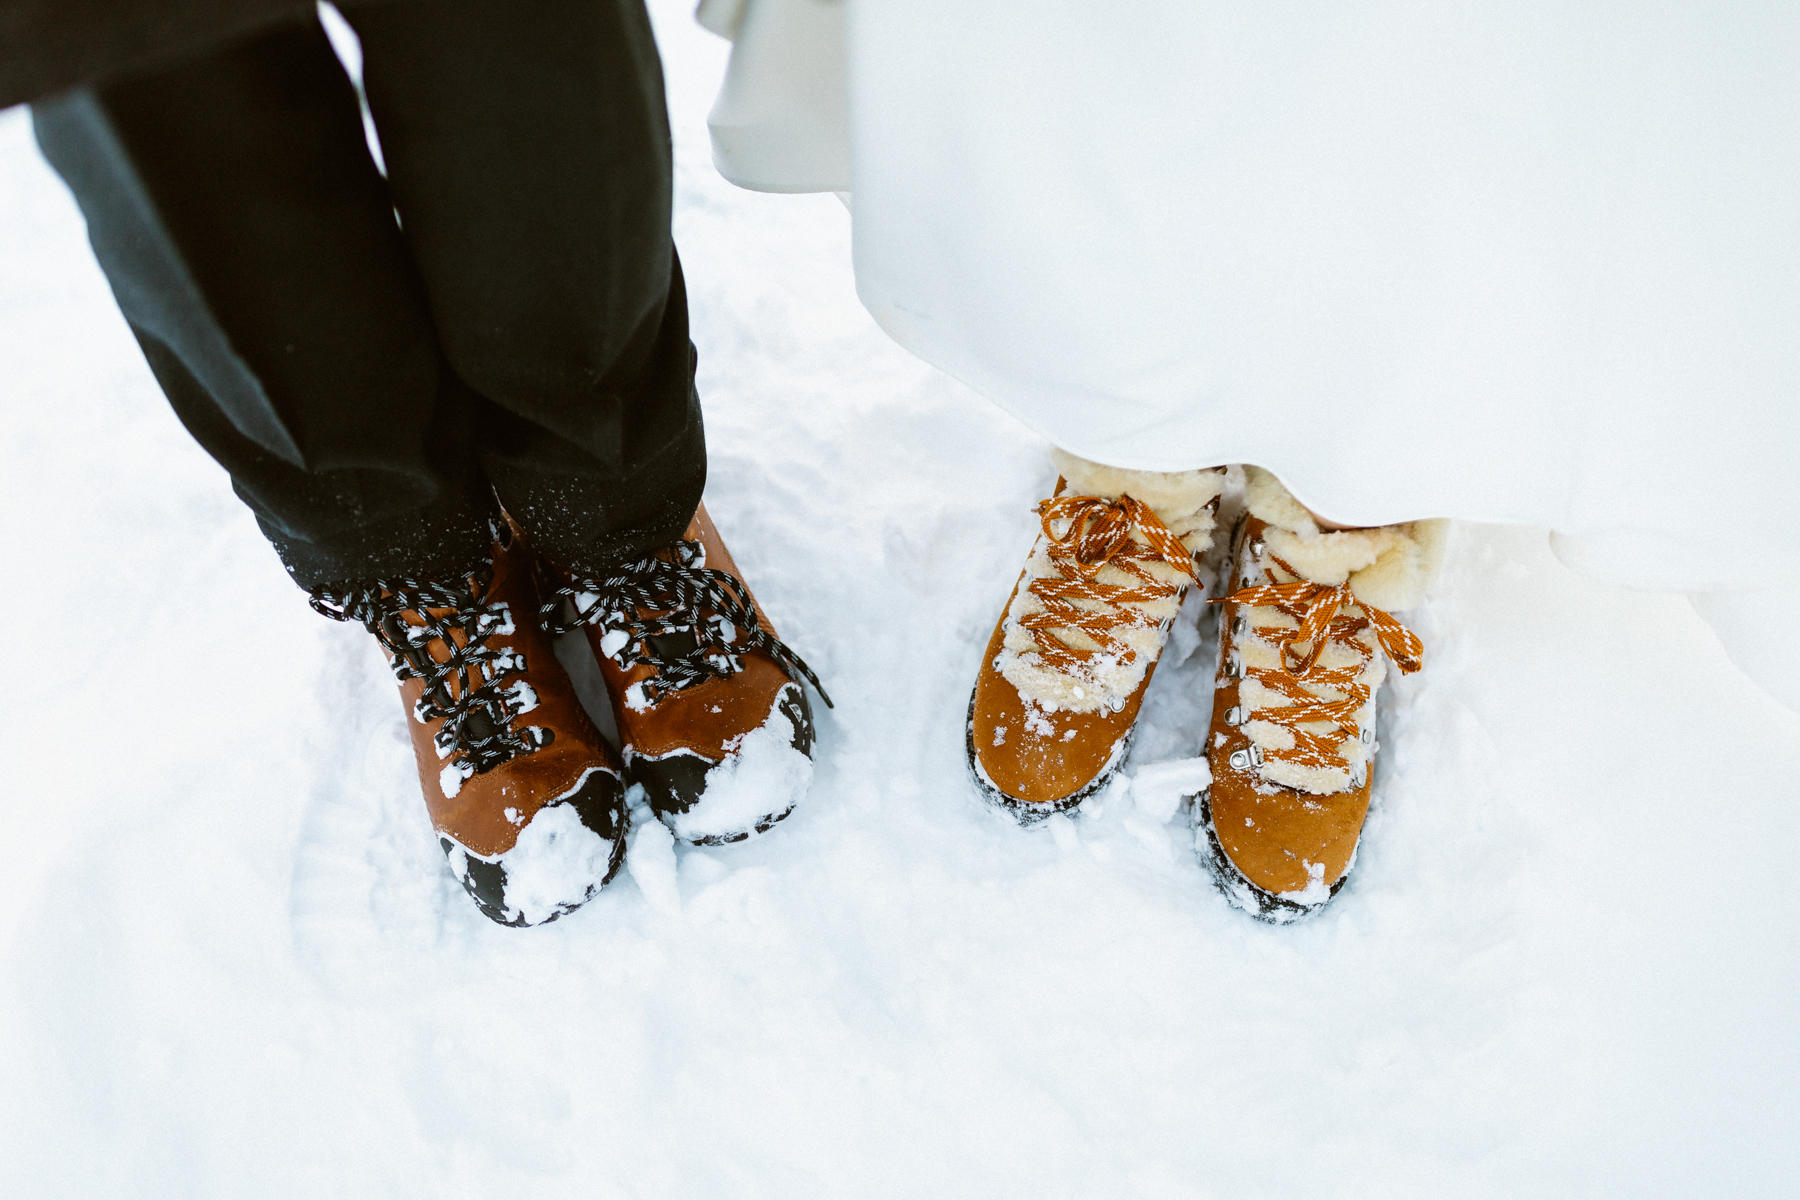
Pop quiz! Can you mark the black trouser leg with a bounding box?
[33,0,704,589]
[341,0,705,577]
[31,18,498,588]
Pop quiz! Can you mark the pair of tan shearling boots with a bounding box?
[968,452,1444,922]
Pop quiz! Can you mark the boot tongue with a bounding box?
[645,627,701,662]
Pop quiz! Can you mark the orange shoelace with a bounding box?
[1018,493,1200,675]
[1215,553,1424,775]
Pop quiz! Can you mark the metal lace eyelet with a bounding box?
[1228,744,1265,772]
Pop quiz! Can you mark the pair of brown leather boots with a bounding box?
[312,504,825,927]
[968,454,1443,922]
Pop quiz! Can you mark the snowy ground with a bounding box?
[4,6,1799,1197]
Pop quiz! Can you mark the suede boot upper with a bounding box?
[968,457,1223,818]
[1197,468,1442,918]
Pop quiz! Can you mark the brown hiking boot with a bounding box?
[967,453,1223,824]
[310,521,628,927]
[1195,468,1442,921]
[542,504,829,845]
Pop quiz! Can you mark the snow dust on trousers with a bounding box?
[30,0,705,589]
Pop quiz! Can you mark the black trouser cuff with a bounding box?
[491,382,706,579]
[267,480,499,591]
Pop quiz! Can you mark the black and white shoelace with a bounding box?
[540,540,831,708]
[311,566,547,794]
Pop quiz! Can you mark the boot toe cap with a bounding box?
[1196,782,1362,922]
[965,684,1132,821]
[440,766,630,927]
[636,684,815,845]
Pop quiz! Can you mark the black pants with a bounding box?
[31,0,705,589]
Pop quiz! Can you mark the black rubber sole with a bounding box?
[1190,789,1347,924]
[963,687,1132,828]
[677,801,799,847]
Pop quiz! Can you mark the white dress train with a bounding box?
[698,0,1800,707]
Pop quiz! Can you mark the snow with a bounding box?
[659,695,812,844]
[1277,859,1332,909]
[1,4,1798,1196]
[597,627,631,660]
[1129,756,1211,825]
[484,782,618,928]
[507,679,539,715]
[437,759,471,799]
